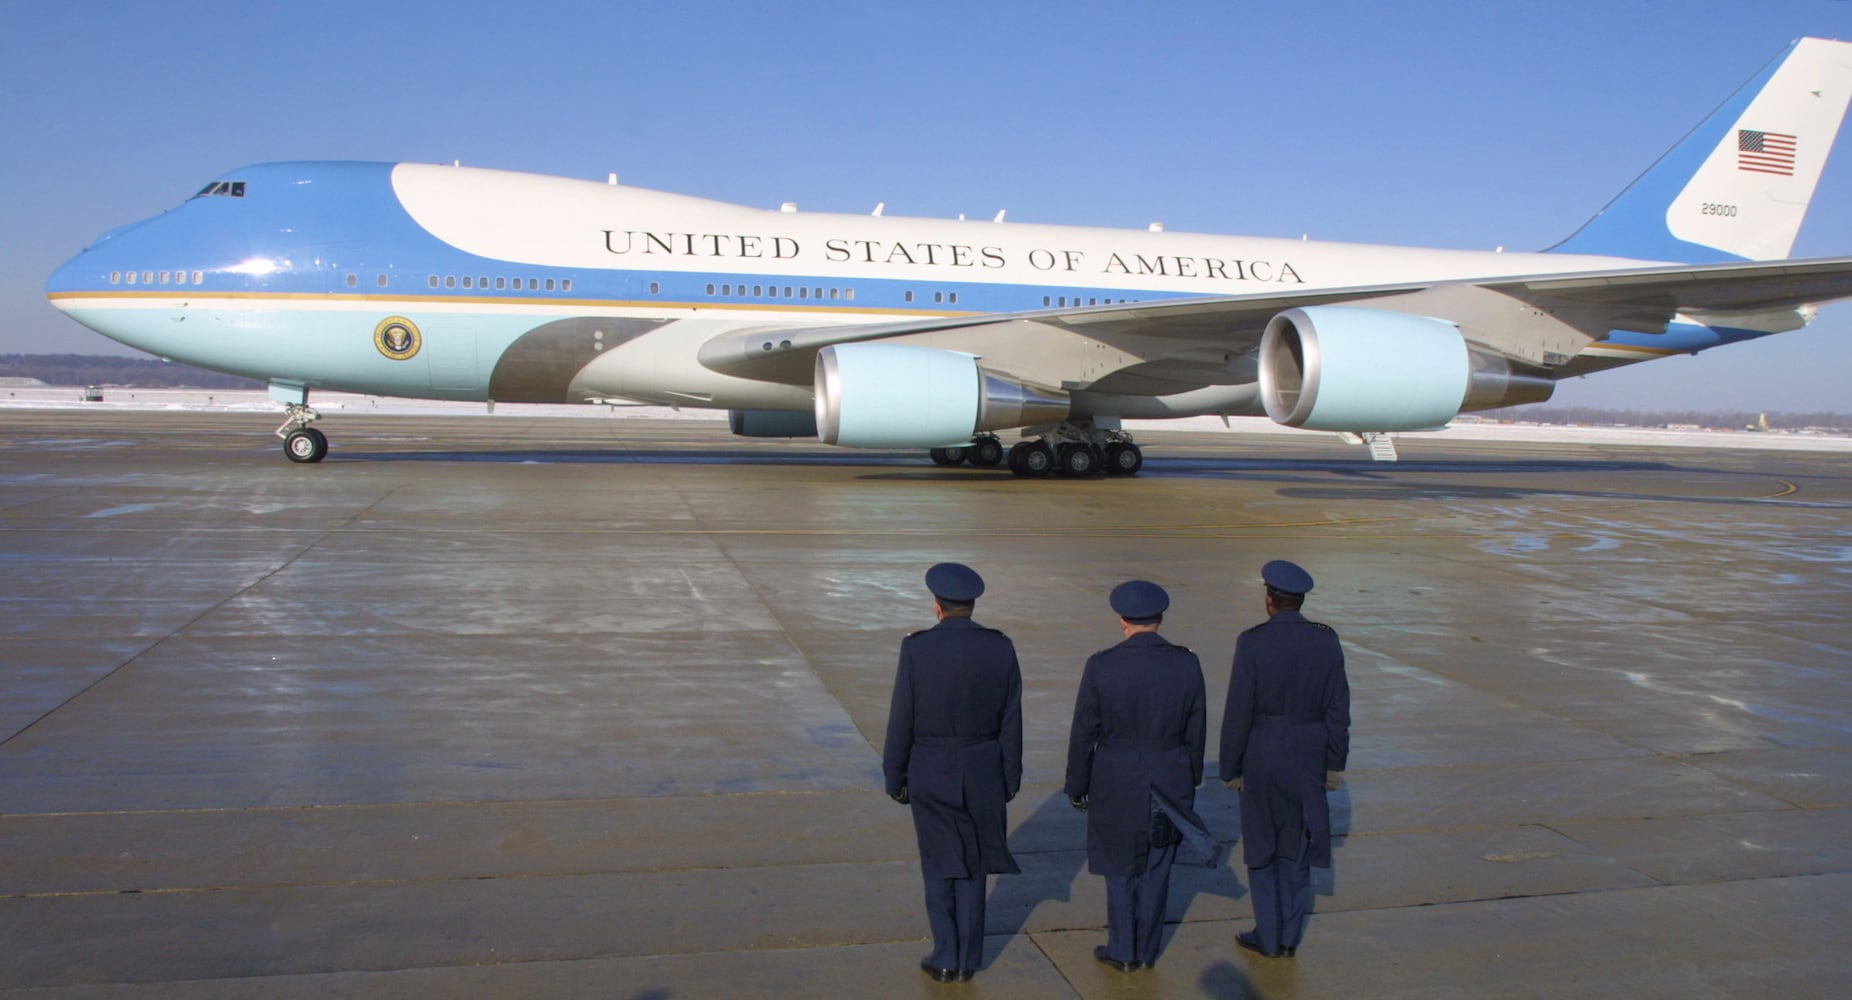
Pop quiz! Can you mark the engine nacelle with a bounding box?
[728,409,818,438]
[1260,307,1471,431]
[814,343,1069,447]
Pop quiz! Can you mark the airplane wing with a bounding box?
[696,255,1852,392]
[697,256,1852,395]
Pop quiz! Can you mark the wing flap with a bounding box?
[1493,255,1852,315]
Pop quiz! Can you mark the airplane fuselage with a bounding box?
[49,160,1685,417]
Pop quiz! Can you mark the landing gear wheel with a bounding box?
[284,428,328,464]
[1006,442,1030,474]
[1104,442,1143,476]
[968,436,1005,468]
[1009,441,1054,477]
[929,446,968,467]
[1057,443,1101,477]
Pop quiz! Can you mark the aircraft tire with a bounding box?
[969,436,1005,467]
[1104,442,1143,476]
[284,428,328,464]
[1011,442,1054,477]
[1006,442,1030,474]
[929,446,967,467]
[1057,443,1100,477]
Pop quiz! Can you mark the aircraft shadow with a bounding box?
[334,446,1674,482]
[324,449,1843,507]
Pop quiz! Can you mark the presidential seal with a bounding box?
[373,316,421,360]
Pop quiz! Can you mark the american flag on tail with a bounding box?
[1738,129,1797,175]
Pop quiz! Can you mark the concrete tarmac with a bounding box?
[2,408,1849,998]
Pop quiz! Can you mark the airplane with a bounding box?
[46,36,1852,474]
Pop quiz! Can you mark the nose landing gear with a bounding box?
[274,398,328,463]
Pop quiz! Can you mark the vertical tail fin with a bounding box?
[1550,37,1852,263]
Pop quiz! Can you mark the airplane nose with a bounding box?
[47,213,162,298]
[46,248,95,303]
[44,218,181,355]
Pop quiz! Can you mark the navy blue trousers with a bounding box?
[923,874,986,972]
[1104,842,1177,965]
[1248,854,1313,954]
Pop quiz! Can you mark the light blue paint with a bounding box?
[828,343,980,447]
[1291,307,1469,430]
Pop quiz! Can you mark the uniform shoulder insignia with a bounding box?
[1312,622,1334,631]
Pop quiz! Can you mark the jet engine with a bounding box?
[1259,306,1553,431]
[814,343,1069,447]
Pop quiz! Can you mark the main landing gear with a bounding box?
[929,434,1006,469]
[276,402,328,463]
[927,430,1144,478]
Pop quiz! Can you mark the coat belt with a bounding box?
[1254,714,1323,725]
[914,735,997,748]
[1100,738,1184,750]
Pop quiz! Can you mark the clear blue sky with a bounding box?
[5,0,1851,411]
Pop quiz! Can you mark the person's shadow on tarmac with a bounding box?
[981,785,1251,972]
[981,788,1089,963]
[1162,776,1248,951]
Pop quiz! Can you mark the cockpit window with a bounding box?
[193,180,246,199]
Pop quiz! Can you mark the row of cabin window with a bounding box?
[701,282,857,301]
[426,275,572,292]
[111,269,1128,309]
[110,270,204,286]
[1044,295,1133,307]
[107,270,562,292]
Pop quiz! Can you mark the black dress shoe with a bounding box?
[918,959,959,982]
[957,969,976,981]
[1093,945,1135,973]
[1235,932,1283,959]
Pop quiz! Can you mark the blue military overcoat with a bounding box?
[1219,610,1351,868]
[1063,632,1208,876]
[883,616,1024,878]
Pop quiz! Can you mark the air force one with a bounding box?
[46,38,1852,473]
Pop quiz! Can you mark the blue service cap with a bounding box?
[1261,559,1314,595]
[1110,580,1169,623]
[925,562,985,603]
